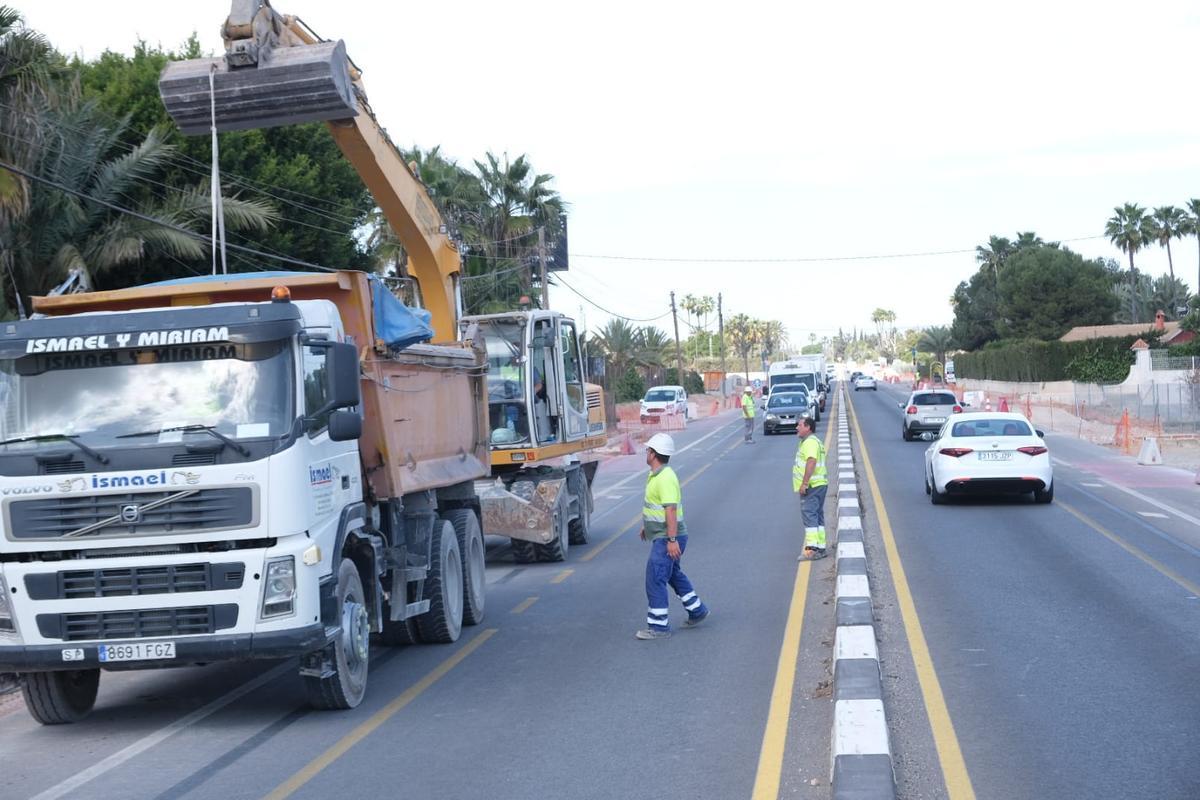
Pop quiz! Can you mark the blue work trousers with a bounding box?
[645,535,707,631]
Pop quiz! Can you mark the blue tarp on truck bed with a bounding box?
[141,271,434,349]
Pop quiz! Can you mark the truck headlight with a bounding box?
[260,557,296,619]
[0,573,17,635]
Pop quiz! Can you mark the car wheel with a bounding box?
[930,477,947,505]
[1034,483,1054,504]
[902,426,913,442]
[924,472,932,495]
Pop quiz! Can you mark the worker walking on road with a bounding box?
[794,416,828,560]
[636,433,710,640]
[741,386,756,443]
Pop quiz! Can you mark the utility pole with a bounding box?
[670,291,684,385]
[537,226,549,309]
[717,293,727,397]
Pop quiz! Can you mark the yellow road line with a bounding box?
[1059,501,1200,596]
[550,569,574,584]
[750,560,812,800]
[845,392,976,800]
[748,397,836,799]
[262,629,498,800]
[509,596,539,614]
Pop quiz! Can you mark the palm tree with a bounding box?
[1013,231,1044,250]
[1150,205,1187,282]
[680,294,714,361]
[1185,198,1200,297]
[638,326,671,369]
[975,236,1013,278]
[1106,203,1154,321]
[1112,274,1156,324]
[757,319,787,362]
[3,103,277,306]
[1151,275,1191,321]
[917,326,955,366]
[725,314,760,380]
[593,318,642,379]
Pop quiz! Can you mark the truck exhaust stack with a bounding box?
[158,40,358,136]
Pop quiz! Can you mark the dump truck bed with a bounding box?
[31,271,490,500]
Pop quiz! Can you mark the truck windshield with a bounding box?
[0,340,294,449]
[770,373,816,391]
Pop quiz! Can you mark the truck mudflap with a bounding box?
[478,476,567,544]
[0,623,326,673]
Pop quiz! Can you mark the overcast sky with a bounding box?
[25,0,1200,345]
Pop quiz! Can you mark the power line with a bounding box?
[569,235,1108,264]
[552,273,670,323]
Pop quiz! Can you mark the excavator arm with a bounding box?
[159,0,462,340]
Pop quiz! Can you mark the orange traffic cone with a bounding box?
[998,396,1009,412]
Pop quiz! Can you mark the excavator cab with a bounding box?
[464,310,601,464]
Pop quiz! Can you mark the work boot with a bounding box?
[635,628,672,640]
[683,608,710,628]
[799,547,827,561]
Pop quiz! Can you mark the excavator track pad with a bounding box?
[159,40,357,135]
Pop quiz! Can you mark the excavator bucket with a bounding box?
[158,40,357,136]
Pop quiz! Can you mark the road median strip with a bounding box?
[829,384,897,800]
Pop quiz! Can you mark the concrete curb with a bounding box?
[830,385,896,799]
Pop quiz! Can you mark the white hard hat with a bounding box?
[646,432,677,456]
[744,386,753,393]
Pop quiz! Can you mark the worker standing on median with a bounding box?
[794,416,828,560]
[741,386,756,443]
[637,433,710,640]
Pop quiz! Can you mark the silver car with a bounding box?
[900,390,961,441]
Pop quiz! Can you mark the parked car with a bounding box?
[854,374,877,391]
[922,413,1053,504]
[763,390,817,435]
[640,385,688,424]
[900,390,961,441]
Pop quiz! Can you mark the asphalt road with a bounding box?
[846,381,1200,800]
[0,407,843,800]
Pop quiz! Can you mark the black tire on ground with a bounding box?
[510,538,536,563]
[21,668,99,725]
[568,490,591,546]
[534,510,569,562]
[416,519,464,644]
[304,558,370,710]
[903,426,914,442]
[924,473,932,495]
[930,479,948,505]
[378,614,421,646]
[1034,483,1054,504]
[443,509,485,626]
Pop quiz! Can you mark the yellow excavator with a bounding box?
[159,0,607,562]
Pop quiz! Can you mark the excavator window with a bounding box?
[479,321,531,446]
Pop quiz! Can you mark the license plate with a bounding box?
[977,451,1012,461]
[98,641,176,663]
[925,416,946,423]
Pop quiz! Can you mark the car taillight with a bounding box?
[1017,446,1048,456]
[952,405,963,413]
[906,405,918,414]
[939,447,973,457]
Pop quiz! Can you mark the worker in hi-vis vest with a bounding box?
[793,415,828,560]
[636,433,710,639]
[741,386,756,444]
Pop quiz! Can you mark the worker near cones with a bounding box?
[793,416,828,560]
[741,386,756,443]
[636,433,710,639]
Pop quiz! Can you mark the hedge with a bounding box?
[955,332,1160,383]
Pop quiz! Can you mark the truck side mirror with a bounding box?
[326,341,362,410]
[328,409,363,442]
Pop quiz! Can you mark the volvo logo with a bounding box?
[119,504,142,524]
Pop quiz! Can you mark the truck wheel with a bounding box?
[304,558,370,710]
[535,510,569,562]
[378,615,421,646]
[568,500,590,546]
[443,509,485,626]
[510,538,536,563]
[417,520,463,644]
[21,668,99,724]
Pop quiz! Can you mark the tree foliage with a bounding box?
[995,246,1118,340]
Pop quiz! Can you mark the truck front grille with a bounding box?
[23,563,246,600]
[36,604,238,641]
[8,487,254,540]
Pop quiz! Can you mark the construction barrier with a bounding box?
[1137,436,1164,466]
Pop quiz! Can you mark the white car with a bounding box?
[854,375,877,391]
[640,385,688,423]
[922,412,1053,504]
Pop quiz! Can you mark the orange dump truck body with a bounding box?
[32,270,490,501]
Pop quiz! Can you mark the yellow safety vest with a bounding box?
[644,466,687,539]
[742,394,756,418]
[793,434,828,491]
